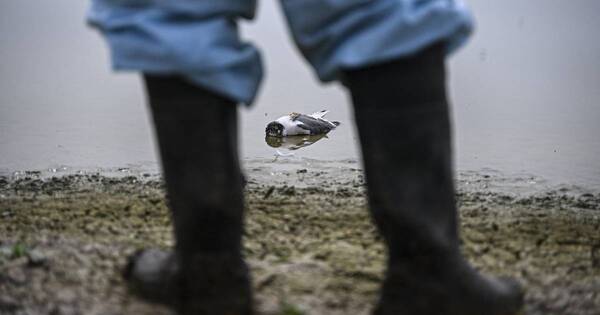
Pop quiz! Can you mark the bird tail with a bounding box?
[332,121,341,127]
[310,110,329,119]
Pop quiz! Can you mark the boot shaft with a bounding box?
[144,75,245,255]
[343,42,459,261]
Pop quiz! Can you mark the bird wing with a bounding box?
[295,114,335,134]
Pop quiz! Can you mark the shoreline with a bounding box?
[2,157,600,194]
[1,165,599,314]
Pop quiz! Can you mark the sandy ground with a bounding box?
[1,162,599,315]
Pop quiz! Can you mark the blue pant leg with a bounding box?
[88,0,263,105]
[279,0,474,82]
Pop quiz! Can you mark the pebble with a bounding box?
[50,304,78,315]
[6,268,27,285]
[27,249,48,268]
[0,296,21,312]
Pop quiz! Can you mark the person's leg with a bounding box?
[278,0,473,83]
[123,75,252,315]
[343,42,522,315]
[88,1,262,314]
[87,0,263,105]
[280,1,523,313]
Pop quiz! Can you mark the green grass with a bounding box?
[11,243,29,258]
[280,302,305,315]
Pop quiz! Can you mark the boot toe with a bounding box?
[123,248,254,315]
[123,249,180,305]
[494,276,525,315]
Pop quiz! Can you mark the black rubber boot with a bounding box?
[343,42,524,315]
[123,75,253,315]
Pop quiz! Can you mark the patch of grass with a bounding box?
[0,243,29,266]
[280,301,305,315]
[11,243,29,258]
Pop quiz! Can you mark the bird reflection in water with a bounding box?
[265,134,328,158]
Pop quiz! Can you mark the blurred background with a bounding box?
[1,0,599,188]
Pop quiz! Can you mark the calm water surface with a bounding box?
[1,1,599,190]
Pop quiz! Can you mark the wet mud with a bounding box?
[1,163,599,315]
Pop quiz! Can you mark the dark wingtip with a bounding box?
[332,121,341,126]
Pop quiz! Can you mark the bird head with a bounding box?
[265,121,284,137]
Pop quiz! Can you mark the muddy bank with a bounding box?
[1,165,599,315]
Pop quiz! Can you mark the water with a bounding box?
[1,1,599,190]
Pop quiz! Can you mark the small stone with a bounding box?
[56,289,77,304]
[263,186,275,199]
[50,304,78,315]
[6,268,27,285]
[0,296,21,312]
[27,250,48,268]
[280,186,296,196]
[256,273,278,291]
[592,245,600,269]
[0,245,12,257]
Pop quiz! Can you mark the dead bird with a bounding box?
[265,110,340,137]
